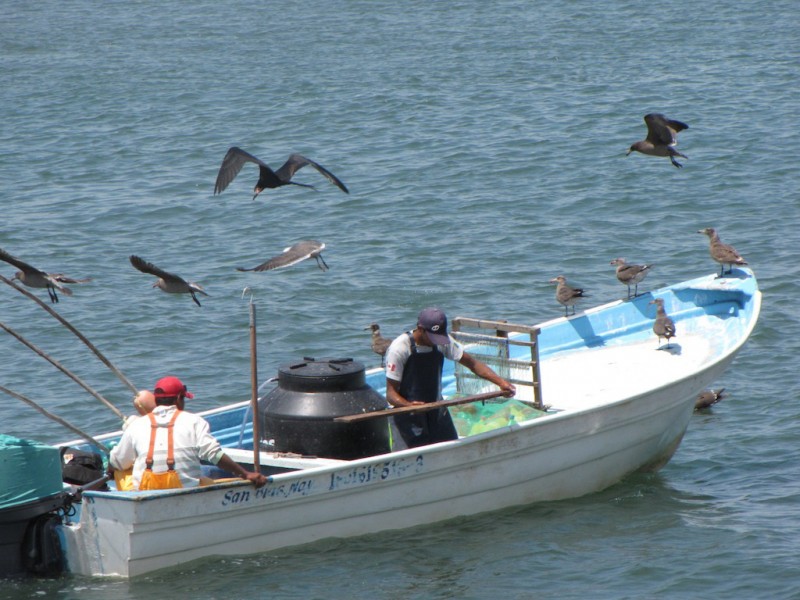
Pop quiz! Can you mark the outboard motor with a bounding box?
[259,357,390,460]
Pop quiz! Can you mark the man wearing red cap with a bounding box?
[109,376,266,490]
[384,307,516,448]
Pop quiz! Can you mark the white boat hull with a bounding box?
[57,269,760,577]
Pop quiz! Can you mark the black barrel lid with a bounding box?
[277,357,367,392]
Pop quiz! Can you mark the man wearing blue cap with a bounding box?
[384,307,516,448]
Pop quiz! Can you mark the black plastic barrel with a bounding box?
[258,358,390,460]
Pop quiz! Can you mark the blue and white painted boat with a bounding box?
[7,268,761,578]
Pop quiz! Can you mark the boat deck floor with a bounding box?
[539,333,712,412]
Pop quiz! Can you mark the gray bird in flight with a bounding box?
[237,240,329,272]
[627,113,689,168]
[214,147,349,200]
[0,247,91,303]
[129,255,208,307]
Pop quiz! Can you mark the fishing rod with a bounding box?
[0,385,110,455]
[0,275,137,394]
[0,321,127,423]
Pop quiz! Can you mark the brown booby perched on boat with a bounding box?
[650,298,676,349]
[627,113,689,168]
[364,323,392,366]
[610,258,653,299]
[698,228,748,277]
[129,255,208,307]
[237,240,329,272]
[214,147,349,200]
[550,275,587,316]
[0,247,91,303]
[695,388,726,411]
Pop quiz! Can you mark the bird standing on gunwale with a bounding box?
[650,298,676,349]
[550,275,587,316]
[236,240,329,272]
[695,388,726,411]
[698,227,748,277]
[627,113,689,168]
[0,247,91,303]
[129,255,209,307]
[364,323,392,366]
[610,258,653,299]
[214,147,349,200]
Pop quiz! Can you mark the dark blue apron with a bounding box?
[393,332,458,448]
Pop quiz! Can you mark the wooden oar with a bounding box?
[0,384,110,454]
[0,320,126,422]
[334,390,508,423]
[0,274,137,394]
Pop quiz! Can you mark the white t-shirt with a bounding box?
[109,404,225,489]
[385,332,464,383]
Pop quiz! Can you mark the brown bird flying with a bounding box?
[627,113,689,168]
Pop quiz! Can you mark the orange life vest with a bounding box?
[138,410,183,491]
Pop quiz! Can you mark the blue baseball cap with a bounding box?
[418,307,450,345]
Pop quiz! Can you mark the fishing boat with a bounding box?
[3,268,760,578]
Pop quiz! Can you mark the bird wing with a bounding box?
[214,147,274,195]
[238,241,325,272]
[275,154,349,193]
[188,282,209,296]
[51,274,92,284]
[618,263,651,281]
[644,113,687,146]
[0,247,44,276]
[44,274,73,295]
[715,243,747,263]
[664,317,676,336]
[129,255,185,283]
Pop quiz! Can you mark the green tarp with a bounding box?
[0,435,64,510]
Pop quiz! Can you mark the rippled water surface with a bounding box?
[2,1,799,598]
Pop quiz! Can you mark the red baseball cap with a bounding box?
[153,376,194,399]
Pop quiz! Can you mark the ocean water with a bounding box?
[1,0,799,598]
